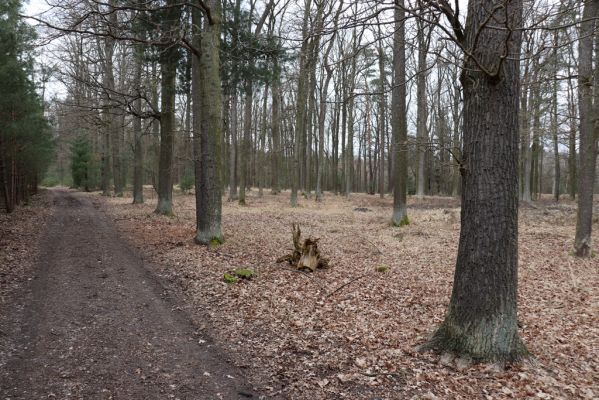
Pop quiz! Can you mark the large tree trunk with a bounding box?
[574,0,599,257]
[391,2,408,226]
[451,81,461,197]
[99,33,114,197]
[315,2,339,201]
[228,94,239,201]
[154,0,180,215]
[271,57,282,194]
[345,31,357,197]
[106,3,123,197]
[551,31,560,203]
[194,0,223,244]
[132,39,144,204]
[415,21,429,199]
[423,0,528,362]
[291,0,312,206]
[239,79,252,205]
[258,85,269,197]
[520,53,532,203]
[530,69,541,201]
[567,77,577,200]
[101,124,111,196]
[377,25,386,199]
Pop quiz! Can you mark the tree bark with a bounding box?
[391,2,408,226]
[194,0,223,244]
[377,23,386,199]
[423,0,528,362]
[291,0,312,206]
[132,39,144,204]
[551,31,560,202]
[530,67,541,201]
[154,0,180,215]
[315,1,340,201]
[345,29,358,197]
[228,94,239,200]
[567,77,577,200]
[451,80,461,197]
[519,48,532,203]
[271,56,282,194]
[415,20,429,199]
[574,0,599,257]
[239,79,252,205]
[258,85,269,197]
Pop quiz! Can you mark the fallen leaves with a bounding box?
[98,189,598,399]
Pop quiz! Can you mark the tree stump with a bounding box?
[277,224,329,272]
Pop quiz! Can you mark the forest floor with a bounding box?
[0,188,256,399]
[90,187,598,399]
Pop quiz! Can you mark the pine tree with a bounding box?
[0,0,53,212]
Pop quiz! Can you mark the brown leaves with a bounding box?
[101,189,599,399]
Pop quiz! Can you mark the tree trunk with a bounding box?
[132,40,144,204]
[345,31,357,197]
[0,135,12,213]
[551,31,560,202]
[451,81,461,197]
[520,55,532,203]
[154,0,180,215]
[104,4,123,197]
[574,0,599,257]
[291,0,312,207]
[415,21,429,199]
[391,2,408,226]
[258,85,269,197]
[377,26,386,199]
[423,0,528,362]
[99,32,115,197]
[239,79,252,205]
[530,69,541,201]
[315,2,340,200]
[194,0,223,244]
[567,77,577,200]
[271,56,282,194]
[228,94,239,200]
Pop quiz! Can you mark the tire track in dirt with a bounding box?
[0,189,255,399]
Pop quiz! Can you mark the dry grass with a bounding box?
[95,188,598,399]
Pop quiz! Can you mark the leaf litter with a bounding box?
[92,189,597,399]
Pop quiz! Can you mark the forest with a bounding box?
[0,0,597,398]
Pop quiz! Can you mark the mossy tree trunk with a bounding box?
[423,0,528,363]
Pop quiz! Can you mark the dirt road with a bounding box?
[0,189,255,399]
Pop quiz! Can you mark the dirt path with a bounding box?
[0,189,256,399]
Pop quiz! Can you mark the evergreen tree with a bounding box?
[70,135,93,191]
[0,0,53,212]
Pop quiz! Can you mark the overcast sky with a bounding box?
[24,0,50,17]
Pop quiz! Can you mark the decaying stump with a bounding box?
[277,224,329,272]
